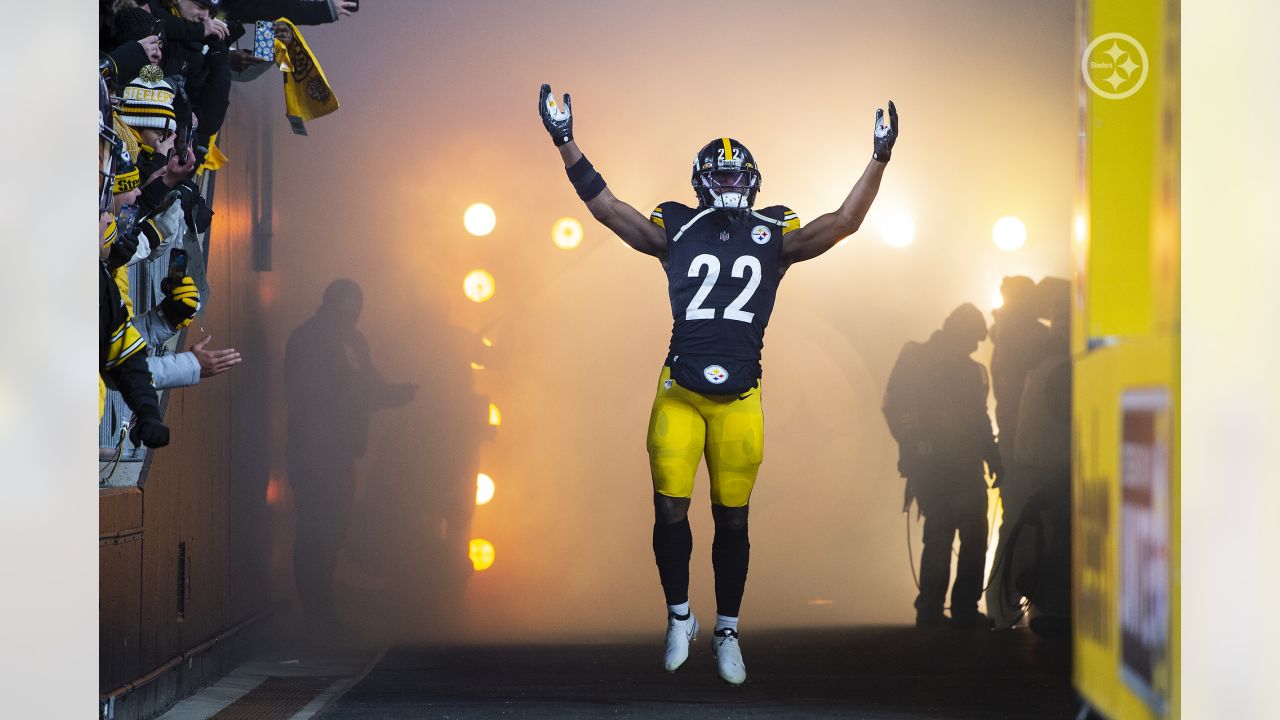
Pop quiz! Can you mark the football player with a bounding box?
[539,84,898,685]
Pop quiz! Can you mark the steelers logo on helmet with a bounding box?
[691,138,761,211]
[704,364,729,385]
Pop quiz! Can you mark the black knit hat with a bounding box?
[109,6,156,47]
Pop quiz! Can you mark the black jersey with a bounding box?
[649,201,800,395]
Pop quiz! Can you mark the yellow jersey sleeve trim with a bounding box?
[103,320,146,371]
[650,204,665,229]
[782,207,801,235]
[113,266,134,318]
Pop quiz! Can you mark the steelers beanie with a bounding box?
[120,65,177,132]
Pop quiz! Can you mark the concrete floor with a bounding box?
[321,625,1078,719]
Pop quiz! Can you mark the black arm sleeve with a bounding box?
[230,0,338,25]
[138,175,172,214]
[101,266,161,421]
[195,43,233,144]
[149,1,208,43]
[106,351,162,422]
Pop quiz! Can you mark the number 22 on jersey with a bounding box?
[685,253,761,323]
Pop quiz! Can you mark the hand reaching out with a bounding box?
[873,100,899,163]
[539,84,574,146]
[191,335,242,378]
[388,382,418,407]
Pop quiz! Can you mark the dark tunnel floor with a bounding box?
[319,625,1078,719]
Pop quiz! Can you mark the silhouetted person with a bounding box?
[990,276,1052,467]
[883,303,1002,629]
[285,279,417,630]
[988,276,1053,567]
[350,296,488,637]
[1009,278,1072,635]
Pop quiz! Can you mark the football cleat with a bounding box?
[663,612,699,673]
[711,627,747,685]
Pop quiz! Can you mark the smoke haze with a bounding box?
[246,0,1076,642]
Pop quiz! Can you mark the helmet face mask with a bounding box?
[99,123,122,215]
[691,138,761,211]
[99,76,118,214]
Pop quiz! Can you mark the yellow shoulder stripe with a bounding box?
[782,207,801,235]
[650,205,665,229]
[103,320,146,371]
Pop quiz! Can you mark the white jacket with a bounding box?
[133,307,201,390]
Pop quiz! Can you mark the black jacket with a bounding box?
[146,1,232,150]
[883,331,1000,480]
[284,312,399,466]
[100,4,155,88]
[100,260,161,423]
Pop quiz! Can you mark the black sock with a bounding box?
[652,518,692,607]
[712,522,750,617]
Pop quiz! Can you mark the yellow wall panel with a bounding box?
[1073,0,1179,718]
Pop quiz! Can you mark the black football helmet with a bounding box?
[691,137,761,210]
[99,75,124,214]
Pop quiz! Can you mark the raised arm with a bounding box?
[539,84,666,258]
[781,101,899,266]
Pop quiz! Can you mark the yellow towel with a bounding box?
[198,132,228,174]
[274,19,340,135]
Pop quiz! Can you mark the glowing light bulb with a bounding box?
[464,203,496,236]
[469,538,495,571]
[552,217,584,250]
[881,210,915,248]
[993,216,1027,251]
[476,473,495,505]
[463,269,495,303]
[488,403,501,427]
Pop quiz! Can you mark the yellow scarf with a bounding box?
[274,19,340,135]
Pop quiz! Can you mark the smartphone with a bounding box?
[116,204,141,242]
[174,125,195,164]
[253,20,275,61]
[167,248,188,284]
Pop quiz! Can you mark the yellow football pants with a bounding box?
[646,366,764,507]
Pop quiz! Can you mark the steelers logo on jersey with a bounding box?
[751,225,772,244]
[704,365,729,384]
